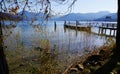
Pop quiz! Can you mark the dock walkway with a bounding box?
[63,21,117,37]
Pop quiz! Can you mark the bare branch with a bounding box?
[21,0,28,15]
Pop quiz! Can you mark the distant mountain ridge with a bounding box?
[95,13,117,21]
[53,11,117,21]
[18,11,47,21]
[0,11,117,21]
[19,11,116,21]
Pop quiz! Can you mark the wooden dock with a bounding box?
[98,23,117,37]
[63,20,117,37]
[64,20,91,32]
[64,24,91,32]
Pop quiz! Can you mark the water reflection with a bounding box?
[3,21,113,52]
[2,21,116,73]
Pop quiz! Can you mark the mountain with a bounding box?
[0,11,53,21]
[54,13,85,21]
[18,11,45,21]
[19,11,36,20]
[95,13,117,21]
[80,11,111,20]
[0,11,117,21]
[19,11,110,21]
[53,11,111,21]
[19,11,54,21]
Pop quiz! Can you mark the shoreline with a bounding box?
[63,44,115,74]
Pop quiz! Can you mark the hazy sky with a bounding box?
[51,0,118,14]
[4,0,117,14]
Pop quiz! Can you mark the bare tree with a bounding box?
[116,0,120,55]
[0,0,119,73]
[0,0,76,73]
[93,0,119,73]
[0,22,9,74]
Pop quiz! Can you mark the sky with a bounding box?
[51,0,118,14]
[3,0,117,14]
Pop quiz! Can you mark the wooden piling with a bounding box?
[105,29,106,34]
[110,29,112,36]
[75,20,78,30]
[64,20,66,25]
[54,21,56,32]
[113,30,116,36]
[101,28,103,35]
[112,24,114,28]
[98,27,101,35]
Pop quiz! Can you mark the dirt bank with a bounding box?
[63,44,115,74]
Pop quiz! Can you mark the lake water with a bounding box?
[2,21,116,73]
[3,21,115,50]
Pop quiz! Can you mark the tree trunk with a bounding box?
[116,0,120,53]
[93,1,120,73]
[0,21,9,74]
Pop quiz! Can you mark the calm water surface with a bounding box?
[2,21,116,72]
[3,21,111,52]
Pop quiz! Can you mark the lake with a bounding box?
[2,21,116,73]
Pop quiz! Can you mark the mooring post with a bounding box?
[76,20,78,30]
[110,29,112,36]
[75,28,78,37]
[64,20,66,26]
[104,23,108,35]
[76,20,77,25]
[105,28,106,35]
[112,24,114,28]
[54,21,56,32]
[101,23,104,35]
[98,27,101,35]
[101,28,104,35]
[113,30,116,36]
